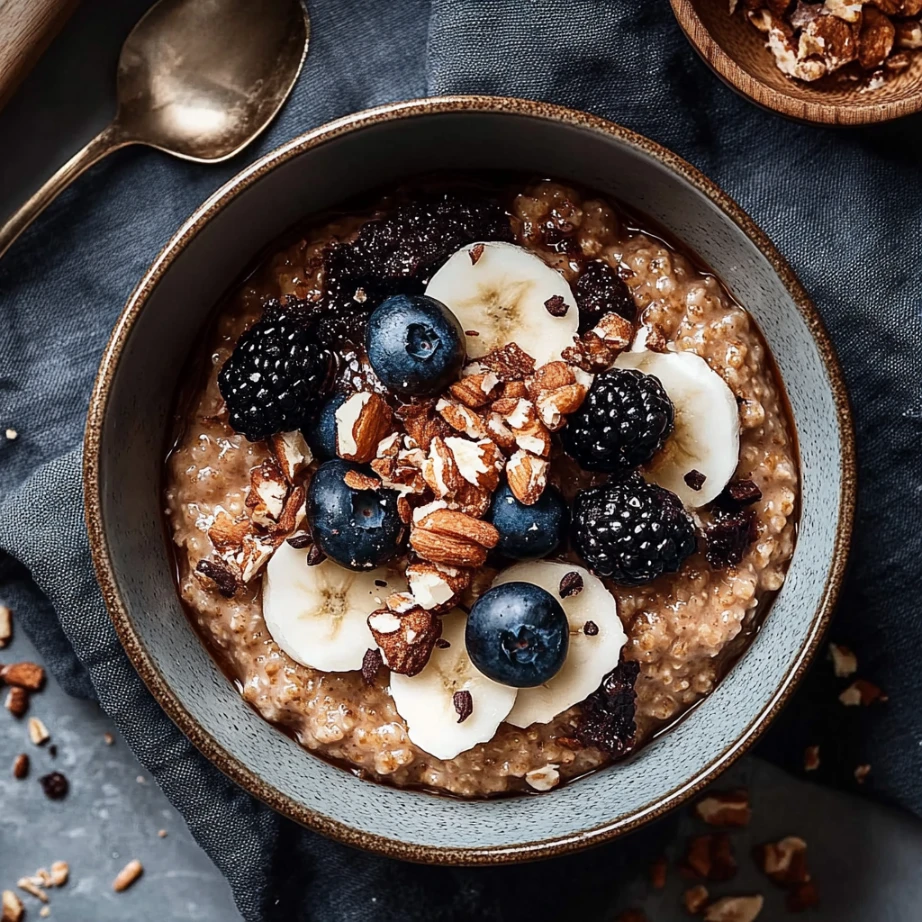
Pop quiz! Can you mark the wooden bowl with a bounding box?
[670,0,922,125]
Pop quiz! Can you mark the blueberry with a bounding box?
[306,392,347,460]
[487,482,569,561]
[365,294,465,396]
[465,582,569,688]
[307,459,405,570]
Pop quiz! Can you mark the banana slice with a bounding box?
[425,241,578,366]
[615,350,740,508]
[262,542,403,672]
[497,562,626,729]
[389,610,517,760]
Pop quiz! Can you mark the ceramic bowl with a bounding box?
[84,96,855,863]
[671,0,922,125]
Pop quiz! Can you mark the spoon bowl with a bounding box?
[116,0,309,161]
[0,0,309,258]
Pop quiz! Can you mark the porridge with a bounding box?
[164,178,798,798]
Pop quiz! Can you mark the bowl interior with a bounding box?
[674,0,922,124]
[89,100,850,861]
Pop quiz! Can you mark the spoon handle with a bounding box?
[0,121,131,260]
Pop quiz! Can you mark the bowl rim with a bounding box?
[83,94,856,865]
[669,0,922,126]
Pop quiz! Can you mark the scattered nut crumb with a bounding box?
[5,687,28,718]
[103,732,114,745]
[703,895,763,922]
[684,884,710,914]
[28,717,50,746]
[5,428,18,441]
[828,643,857,677]
[0,606,11,648]
[16,878,47,903]
[754,836,809,886]
[158,829,168,838]
[854,763,871,784]
[839,678,887,706]
[803,745,820,771]
[12,753,28,779]
[2,889,24,922]
[112,859,143,892]
[48,862,68,887]
[682,834,737,881]
[39,908,50,919]
[694,789,751,827]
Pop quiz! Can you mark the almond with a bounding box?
[245,459,289,526]
[501,380,529,399]
[448,481,493,518]
[410,508,500,568]
[449,371,501,408]
[484,412,518,454]
[506,450,549,505]
[444,436,505,490]
[422,436,465,499]
[5,687,28,718]
[336,392,392,463]
[436,398,490,439]
[526,361,575,398]
[269,430,312,482]
[535,383,587,430]
[479,343,536,381]
[396,401,447,452]
[208,511,250,556]
[492,399,552,457]
[1,662,45,691]
[343,470,382,491]
[406,561,471,611]
[368,606,441,676]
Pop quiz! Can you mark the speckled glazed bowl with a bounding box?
[84,96,855,863]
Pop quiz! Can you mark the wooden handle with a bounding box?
[0,0,78,110]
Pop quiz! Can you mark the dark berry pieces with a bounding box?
[576,659,640,758]
[366,294,466,397]
[572,475,697,586]
[562,368,674,473]
[466,582,570,688]
[307,459,405,570]
[306,391,348,460]
[312,191,514,343]
[487,482,569,561]
[705,509,757,569]
[575,260,636,332]
[218,304,331,442]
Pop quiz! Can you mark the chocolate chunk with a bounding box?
[361,648,383,686]
[583,620,600,636]
[723,479,762,506]
[195,559,239,598]
[453,689,473,723]
[544,295,569,317]
[705,510,757,569]
[435,639,451,649]
[39,771,69,800]
[684,469,707,492]
[576,660,639,757]
[559,571,584,598]
[12,753,29,779]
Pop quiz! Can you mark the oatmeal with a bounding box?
[163,178,798,798]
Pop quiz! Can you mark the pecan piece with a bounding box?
[367,607,441,676]
[449,371,502,409]
[0,662,45,691]
[694,790,752,827]
[5,687,28,718]
[505,450,549,505]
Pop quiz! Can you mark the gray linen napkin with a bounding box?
[2,0,921,918]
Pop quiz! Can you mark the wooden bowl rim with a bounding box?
[670,0,922,125]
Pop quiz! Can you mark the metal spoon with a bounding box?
[0,0,309,259]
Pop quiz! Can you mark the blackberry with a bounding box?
[576,659,640,757]
[218,304,331,442]
[306,191,514,343]
[562,368,674,472]
[575,260,636,332]
[572,475,697,586]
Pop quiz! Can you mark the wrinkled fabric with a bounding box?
[1,0,921,919]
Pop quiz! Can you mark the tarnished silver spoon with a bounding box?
[0,0,309,259]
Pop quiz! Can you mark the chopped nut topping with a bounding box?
[245,459,289,526]
[524,763,560,792]
[479,343,536,381]
[335,392,393,463]
[0,662,45,691]
[453,689,473,723]
[112,859,144,892]
[195,558,239,598]
[49,862,68,887]
[28,717,50,746]
[269,429,312,482]
[449,371,501,408]
[684,884,710,914]
[343,470,382,491]
[5,428,18,441]
[368,606,442,676]
[410,508,500,569]
[703,896,763,922]
[694,790,752,827]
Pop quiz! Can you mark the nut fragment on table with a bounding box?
[112,859,144,892]
[703,895,764,922]
[694,789,752,827]
[0,606,11,648]
[1,890,24,922]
